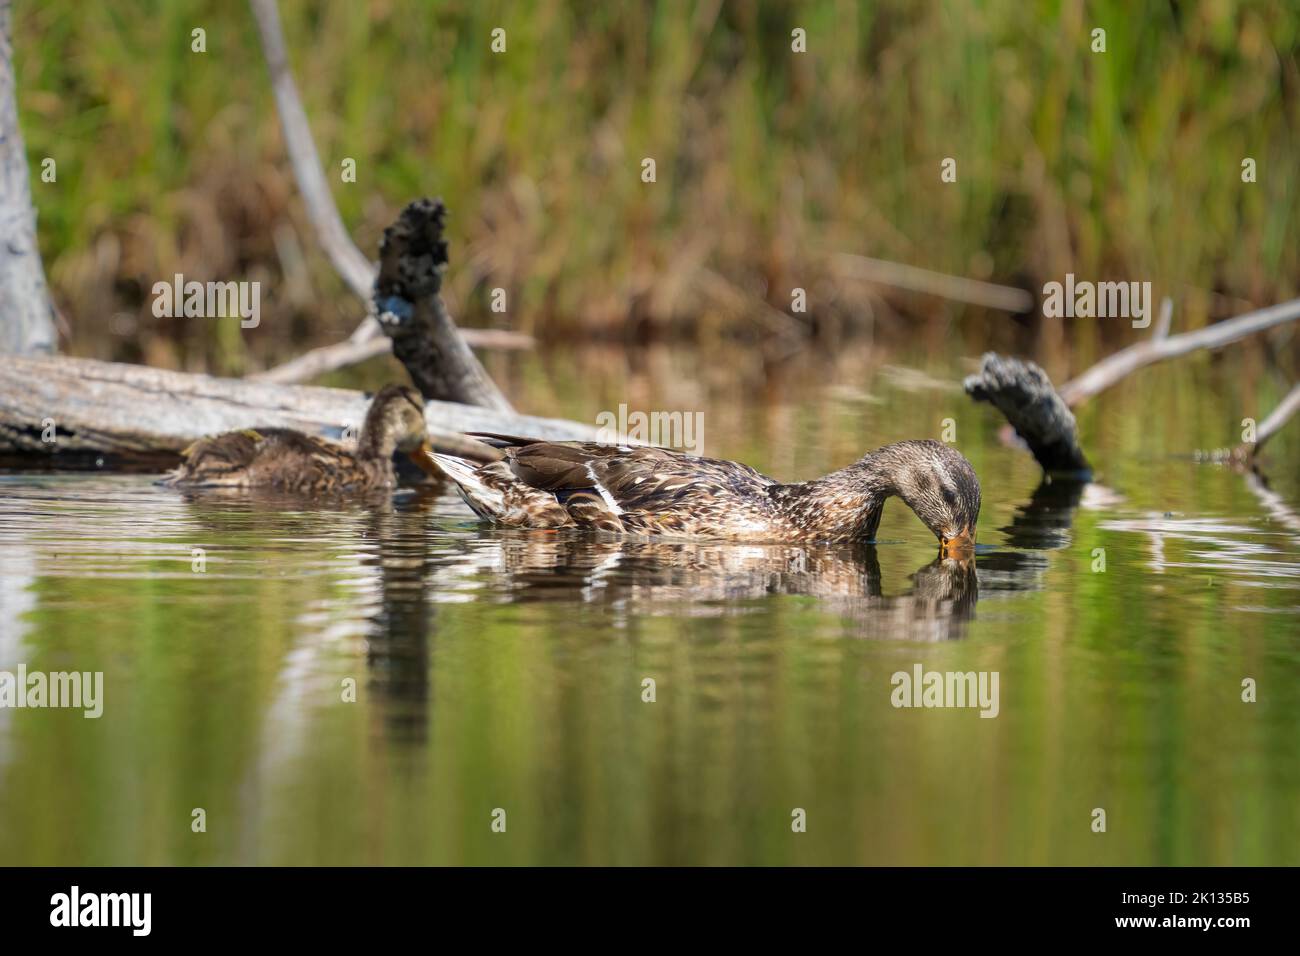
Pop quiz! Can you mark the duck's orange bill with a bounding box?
[940,531,976,557]
[409,442,443,479]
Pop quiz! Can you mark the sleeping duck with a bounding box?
[421,436,980,553]
[160,384,433,493]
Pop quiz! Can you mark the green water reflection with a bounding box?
[0,349,1297,864]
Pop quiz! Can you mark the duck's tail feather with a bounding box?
[462,432,541,449]
[429,453,506,518]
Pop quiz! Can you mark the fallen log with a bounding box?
[0,354,598,465]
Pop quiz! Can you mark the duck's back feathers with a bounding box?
[162,428,391,493]
[434,440,783,538]
[169,429,267,485]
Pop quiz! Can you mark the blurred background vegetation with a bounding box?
[12,0,1299,378]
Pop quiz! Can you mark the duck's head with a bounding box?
[871,440,981,555]
[359,384,431,460]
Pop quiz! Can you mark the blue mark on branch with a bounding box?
[377,296,414,321]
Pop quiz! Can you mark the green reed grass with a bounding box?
[13,0,1299,371]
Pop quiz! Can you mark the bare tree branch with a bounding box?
[250,332,391,385]
[1246,382,1300,458]
[1059,296,1300,406]
[248,0,375,303]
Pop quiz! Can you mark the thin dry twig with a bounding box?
[250,325,534,384]
[831,253,1034,313]
[1247,382,1300,458]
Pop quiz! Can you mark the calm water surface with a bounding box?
[1,347,1298,864]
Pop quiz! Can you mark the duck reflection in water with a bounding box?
[166,474,1050,758]
[425,530,984,642]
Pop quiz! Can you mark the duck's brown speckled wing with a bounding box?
[168,429,265,484]
[484,438,782,538]
[164,428,383,492]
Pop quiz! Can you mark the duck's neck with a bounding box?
[356,410,397,462]
[356,430,393,462]
[768,457,896,542]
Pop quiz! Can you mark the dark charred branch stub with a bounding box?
[374,198,513,413]
[964,352,1091,476]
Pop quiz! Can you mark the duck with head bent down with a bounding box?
[424,437,981,554]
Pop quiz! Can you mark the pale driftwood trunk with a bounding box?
[0,0,55,356]
[0,355,597,463]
